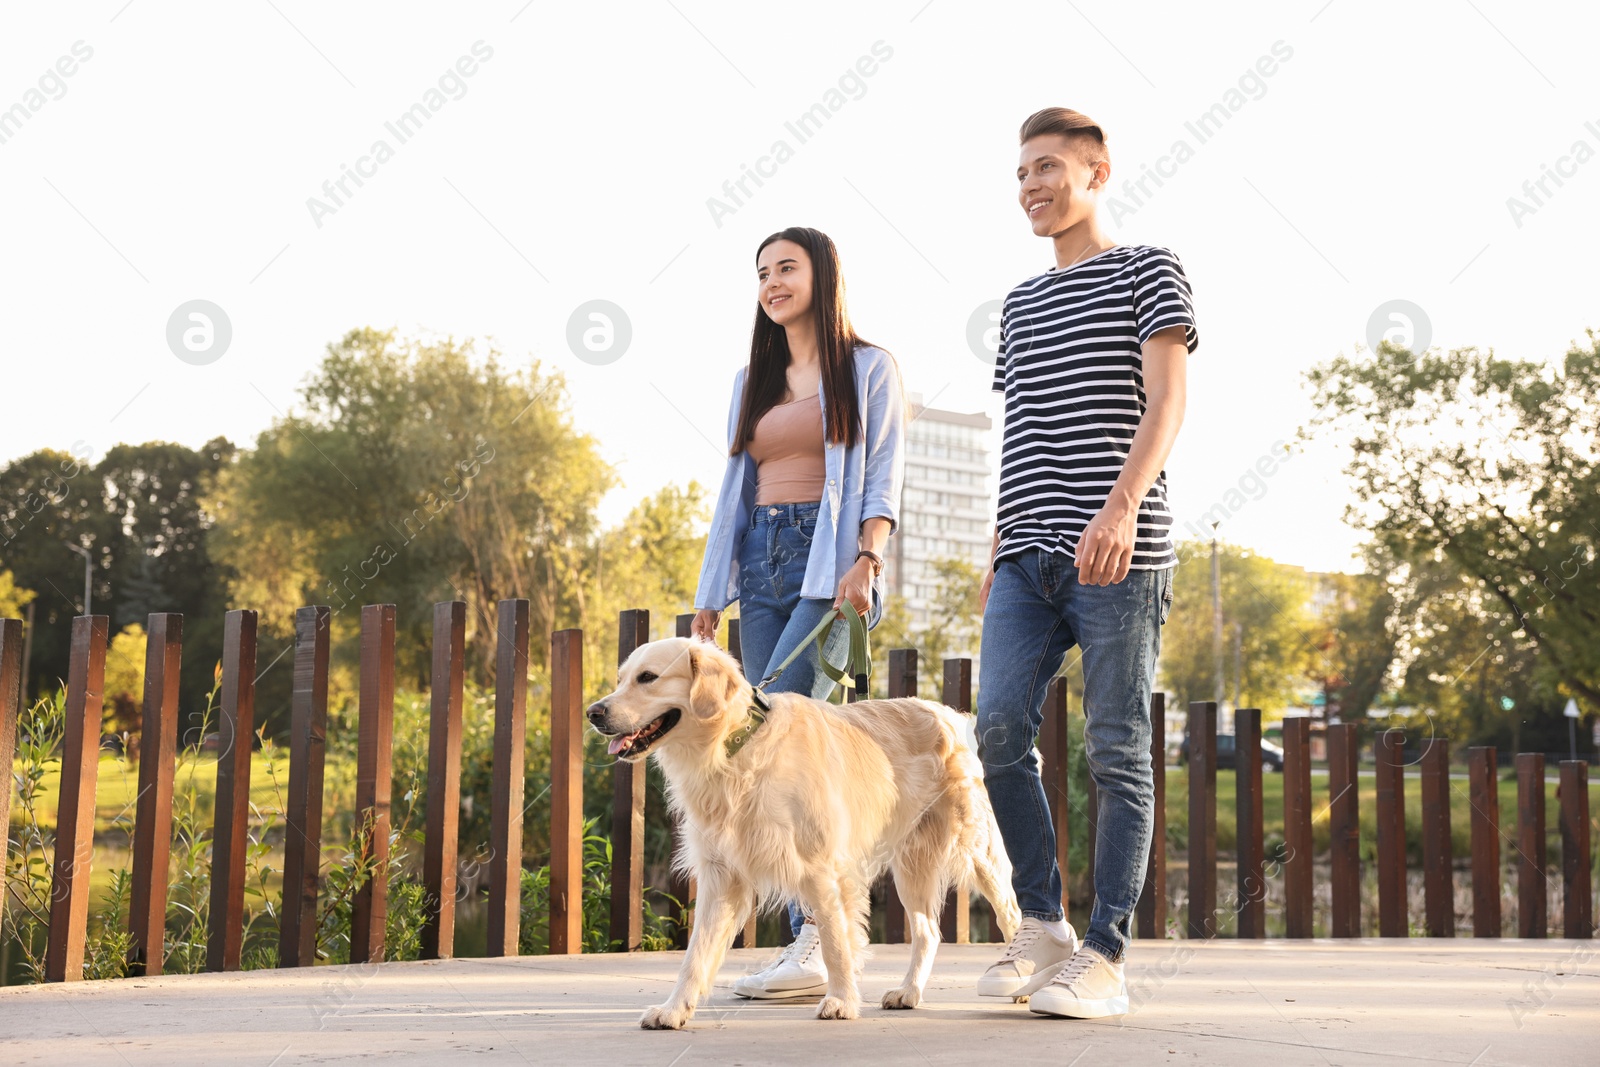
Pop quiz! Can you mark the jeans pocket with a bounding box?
[1158,567,1175,626]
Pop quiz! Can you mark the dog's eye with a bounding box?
[636,671,657,684]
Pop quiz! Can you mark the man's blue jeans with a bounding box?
[976,547,1173,962]
[737,501,882,937]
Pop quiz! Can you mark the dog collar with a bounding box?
[723,700,768,760]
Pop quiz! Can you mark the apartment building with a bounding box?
[886,395,994,631]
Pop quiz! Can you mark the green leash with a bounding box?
[723,601,873,759]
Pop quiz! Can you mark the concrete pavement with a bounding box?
[2,939,1593,1065]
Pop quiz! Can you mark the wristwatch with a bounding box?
[855,549,883,577]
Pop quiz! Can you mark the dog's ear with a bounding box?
[687,643,741,719]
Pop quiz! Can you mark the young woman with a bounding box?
[692,225,906,1000]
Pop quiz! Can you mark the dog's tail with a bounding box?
[966,796,1022,943]
[933,708,1022,944]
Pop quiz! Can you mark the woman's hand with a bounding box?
[833,557,873,616]
[691,608,721,642]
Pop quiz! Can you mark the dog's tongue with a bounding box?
[607,732,636,756]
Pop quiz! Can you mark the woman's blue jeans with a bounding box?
[736,501,881,937]
[976,547,1173,962]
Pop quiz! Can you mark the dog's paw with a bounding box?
[816,996,860,1020]
[880,985,921,1010]
[639,1002,692,1030]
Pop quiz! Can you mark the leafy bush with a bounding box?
[517,818,677,955]
[4,676,675,983]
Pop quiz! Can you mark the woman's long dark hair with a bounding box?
[731,227,877,454]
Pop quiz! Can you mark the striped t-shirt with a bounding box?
[991,244,1198,571]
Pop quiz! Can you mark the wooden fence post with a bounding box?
[610,609,649,952]
[549,627,584,954]
[1186,701,1217,939]
[1467,746,1500,938]
[206,609,257,972]
[1328,723,1361,938]
[727,618,761,951]
[1235,708,1265,939]
[129,613,182,975]
[1137,692,1167,939]
[45,615,108,981]
[881,648,917,944]
[1420,739,1453,937]
[421,601,466,960]
[1038,677,1071,919]
[0,618,20,944]
[1283,716,1314,938]
[941,657,973,946]
[487,598,530,957]
[1515,753,1547,939]
[279,605,330,968]
[1375,730,1407,937]
[1559,761,1593,939]
[351,604,397,964]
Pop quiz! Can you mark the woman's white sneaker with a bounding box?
[1028,944,1129,1018]
[976,916,1080,999]
[732,923,828,999]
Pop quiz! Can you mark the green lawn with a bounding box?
[8,750,357,905]
[11,751,302,838]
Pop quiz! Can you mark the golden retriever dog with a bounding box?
[585,636,1022,1030]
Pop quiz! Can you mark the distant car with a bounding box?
[1178,732,1285,773]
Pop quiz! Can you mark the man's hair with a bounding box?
[1018,107,1109,166]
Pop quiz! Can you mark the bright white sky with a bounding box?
[3,0,1596,576]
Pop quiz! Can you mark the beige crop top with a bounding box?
[748,396,826,505]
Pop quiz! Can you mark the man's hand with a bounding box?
[979,566,995,612]
[1069,326,1186,587]
[1074,500,1139,585]
[691,608,720,642]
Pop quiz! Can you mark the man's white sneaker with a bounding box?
[1028,944,1129,1018]
[975,916,1079,999]
[731,923,828,999]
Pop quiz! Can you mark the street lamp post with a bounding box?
[1233,621,1243,711]
[1210,523,1223,708]
[63,541,92,615]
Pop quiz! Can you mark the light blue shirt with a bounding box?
[695,345,906,610]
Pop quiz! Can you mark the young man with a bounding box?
[975,107,1196,1018]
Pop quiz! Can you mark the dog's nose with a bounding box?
[585,702,608,727]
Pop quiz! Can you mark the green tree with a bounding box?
[1306,568,1397,722]
[0,445,106,696]
[207,328,614,702]
[870,557,983,701]
[1305,334,1600,720]
[1368,540,1564,751]
[97,439,234,736]
[1160,541,1314,714]
[0,567,34,620]
[101,622,148,745]
[586,482,710,693]
[0,440,231,729]
[870,591,916,692]
[919,556,984,680]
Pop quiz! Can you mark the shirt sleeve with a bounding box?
[860,349,906,533]
[1133,247,1199,353]
[692,368,749,611]
[990,299,1009,393]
